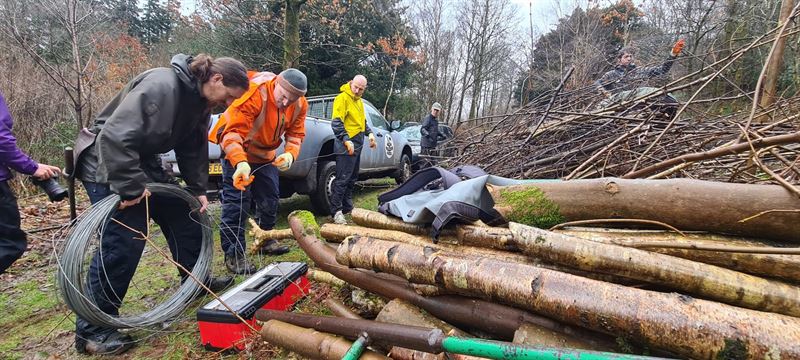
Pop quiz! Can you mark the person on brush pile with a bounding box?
[330,75,376,225]
[594,39,685,112]
[209,68,308,274]
[419,102,442,169]
[71,54,249,355]
[0,91,62,274]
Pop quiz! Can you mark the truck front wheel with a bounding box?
[310,161,336,215]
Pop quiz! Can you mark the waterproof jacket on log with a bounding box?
[78,54,210,200]
[213,71,307,165]
[420,113,439,149]
[331,82,372,154]
[0,92,38,182]
[594,54,676,93]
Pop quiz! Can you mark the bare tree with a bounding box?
[0,0,104,128]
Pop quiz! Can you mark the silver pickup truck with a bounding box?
[161,95,413,214]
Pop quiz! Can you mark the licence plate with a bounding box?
[209,162,223,175]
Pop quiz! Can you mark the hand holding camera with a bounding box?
[30,163,67,202]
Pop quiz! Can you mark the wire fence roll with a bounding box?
[57,183,214,329]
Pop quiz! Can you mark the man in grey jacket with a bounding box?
[72,54,248,355]
[419,102,442,169]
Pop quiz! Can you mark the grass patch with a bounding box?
[0,177,394,359]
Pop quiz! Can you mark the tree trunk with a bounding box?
[321,223,641,286]
[556,228,800,283]
[489,178,800,243]
[261,320,389,360]
[283,0,305,68]
[287,211,614,345]
[335,236,800,359]
[509,222,800,317]
[759,0,796,112]
[383,62,398,116]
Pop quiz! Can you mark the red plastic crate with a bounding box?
[197,262,310,351]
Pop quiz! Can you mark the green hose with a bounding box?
[442,337,667,360]
[341,333,369,360]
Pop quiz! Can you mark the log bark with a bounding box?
[260,320,389,360]
[335,236,800,358]
[351,208,457,241]
[309,269,347,287]
[557,228,800,283]
[509,222,800,317]
[324,298,362,320]
[513,322,612,352]
[322,223,641,286]
[489,178,800,243]
[287,210,613,346]
[248,218,294,254]
[377,300,469,360]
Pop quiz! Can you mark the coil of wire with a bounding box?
[57,183,213,329]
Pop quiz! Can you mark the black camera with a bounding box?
[30,176,68,202]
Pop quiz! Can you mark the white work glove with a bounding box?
[273,153,294,172]
[233,162,253,191]
[368,133,377,149]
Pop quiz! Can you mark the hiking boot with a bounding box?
[77,331,135,355]
[333,211,347,225]
[261,240,290,256]
[225,254,257,275]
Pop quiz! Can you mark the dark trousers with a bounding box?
[76,182,203,339]
[330,146,362,214]
[0,180,26,274]
[219,159,279,257]
[420,147,436,169]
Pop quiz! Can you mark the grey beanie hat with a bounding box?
[431,102,442,111]
[277,68,308,96]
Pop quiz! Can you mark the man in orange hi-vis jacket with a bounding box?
[210,68,308,274]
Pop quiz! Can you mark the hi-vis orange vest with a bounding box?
[210,72,307,166]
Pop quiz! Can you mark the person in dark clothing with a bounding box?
[330,75,376,224]
[594,40,685,117]
[0,92,62,274]
[419,102,442,169]
[72,54,249,355]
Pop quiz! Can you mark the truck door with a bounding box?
[363,104,393,169]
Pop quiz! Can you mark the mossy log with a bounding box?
[260,320,389,360]
[558,228,800,283]
[287,210,614,346]
[509,222,800,317]
[322,223,642,286]
[489,178,800,243]
[335,236,800,358]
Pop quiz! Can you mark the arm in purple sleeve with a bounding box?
[0,93,38,175]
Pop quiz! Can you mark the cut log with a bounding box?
[351,208,458,241]
[557,227,800,283]
[508,222,800,317]
[489,178,800,243]
[248,218,294,254]
[260,319,389,360]
[287,210,614,346]
[335,236,800,358]
[377,300,469,360]
[309,269,347,287]
[324,298,362,320]
[513,322,612,352]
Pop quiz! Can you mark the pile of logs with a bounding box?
[247,176,800,358]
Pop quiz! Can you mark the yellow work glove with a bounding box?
[273,153,294,172]
[368,133,377,149]
[671,39,685,57]
[344,140,355,155]
[233,162,254,191]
